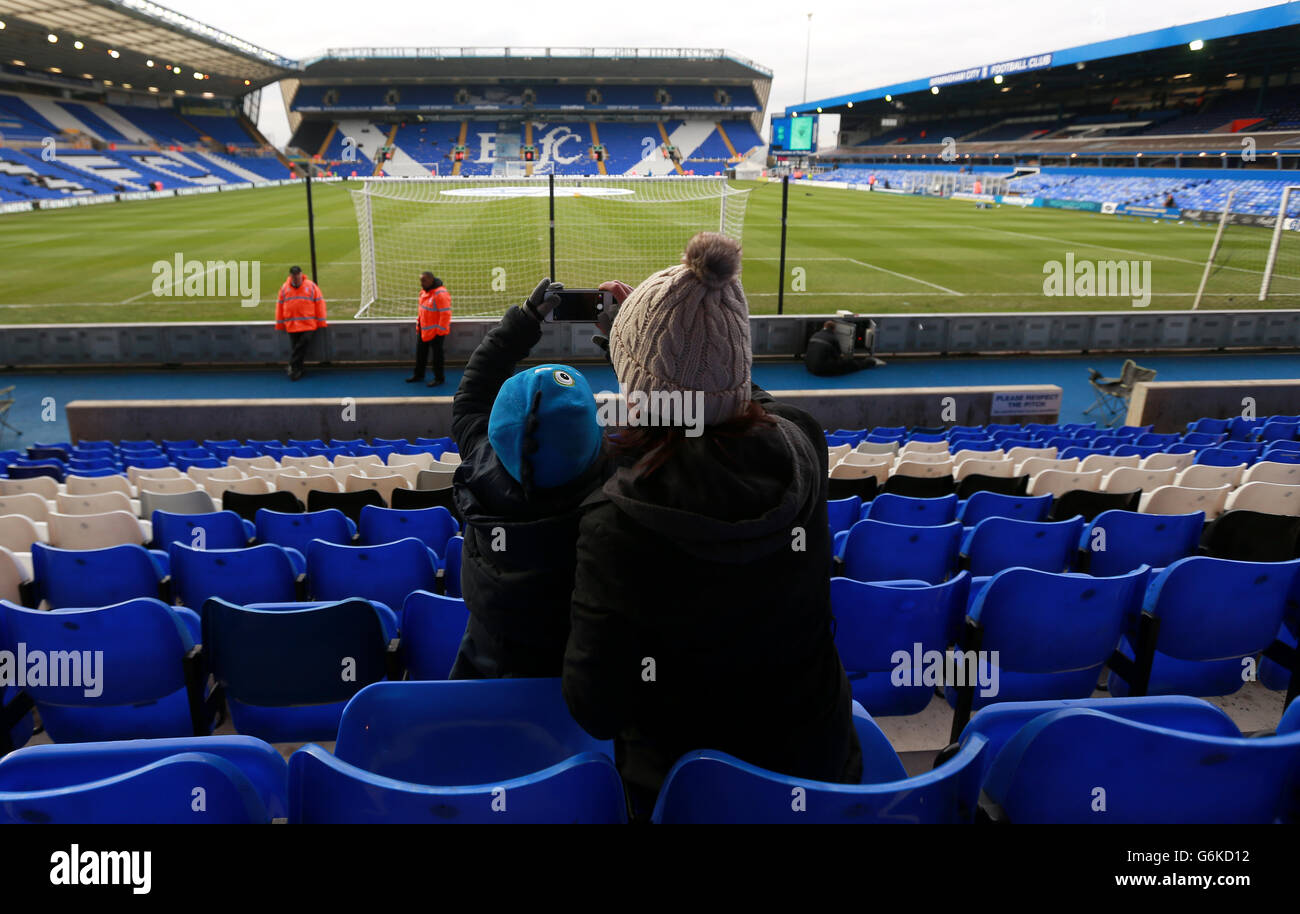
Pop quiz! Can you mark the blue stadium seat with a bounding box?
[1081,510,1204,576]
[0,736,288,823]
[151,509,254,550]
[827,496,862,536]
[841,520,962,585]
[977,707,1300,823]
[957,492,1052,527]
[864,493,958,527]
[1186,418,1230,435]
[288,679,624,823]
[255,508,355,556]
[401,591,470,680]
[168,542,300,609]
[203,597,397,742]
[1197,447,1254,467]
[831,574,970,715]
[651,707,986,823]
[1181,432,1227,447]
[960,516,1085,576]
[358,505,458,559]
[1113,444,1162,458]
[31,543,166,609]
[1109,556,1300,699]
[946,566,1150,737]
[0,598,209,741]
[444,535,463,599]
[307,537,438,619]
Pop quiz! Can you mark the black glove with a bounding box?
[523,277,563,322]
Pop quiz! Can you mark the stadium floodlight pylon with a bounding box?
[351,176,750,319]
[1194,186,1300,309]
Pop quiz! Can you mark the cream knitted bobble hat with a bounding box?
[609,232,752,427]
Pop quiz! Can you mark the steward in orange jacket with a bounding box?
[407,272,451,387]
[276,265,327,380]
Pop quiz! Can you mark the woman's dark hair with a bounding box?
[607,399,777,478]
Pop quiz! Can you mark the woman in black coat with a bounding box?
[562,234,862,806]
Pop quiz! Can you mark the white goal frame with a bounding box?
[350,175,749,319]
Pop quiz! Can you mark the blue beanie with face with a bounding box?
[488,363,602,489]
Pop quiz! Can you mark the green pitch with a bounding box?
[0,177,1288,324]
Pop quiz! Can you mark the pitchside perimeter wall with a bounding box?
[65,386,1063,442]
[2,310,1298,368]
[1128,379,1300,433]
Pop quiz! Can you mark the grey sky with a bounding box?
[158,0,1284,147]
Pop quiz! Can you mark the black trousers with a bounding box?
[413,334,445,382]
[288,330,315,375]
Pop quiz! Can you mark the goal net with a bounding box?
[1194,185,1300,308]
[351,176,750,318]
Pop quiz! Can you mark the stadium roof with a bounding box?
[0,0,296,95]
[299,47,772,81]
[788,3,1300,115]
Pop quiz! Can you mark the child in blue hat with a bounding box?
[447,277,614,679]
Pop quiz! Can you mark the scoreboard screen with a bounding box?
[770,116,816,152]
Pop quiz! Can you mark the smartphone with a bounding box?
[548,289,612,322]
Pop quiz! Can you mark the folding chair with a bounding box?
[1084,360,1157,428]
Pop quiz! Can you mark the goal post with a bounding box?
[1194,185,1300,309]
[350,176,750,319]
[1260,184,1300,301]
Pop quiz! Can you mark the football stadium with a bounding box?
[0,0,1299,869]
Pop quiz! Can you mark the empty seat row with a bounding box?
[2,682,1297,824]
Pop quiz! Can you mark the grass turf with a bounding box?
[0,177,1291,324]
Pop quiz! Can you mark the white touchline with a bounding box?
[845,257,964,295]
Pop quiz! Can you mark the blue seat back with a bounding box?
[333,679,610,786]
[307,537,437,612]
[203,597,392,742]
[0,752,272,824]
[0,598,198,741]
[982,708,1300,823]
[444,535,463,599]
[401,591,470,680]
[831,574,970,715]
[963,516,1084,576]
[970,566,1148,674]
[959,695,1242,762]
[1197,447,1253,467]
[168,542,297,609]
[650,736,988,824]
[358,505,458,555]
[1084,510,1204,576]
[826,496,862,536]
[31,543,162,609]
[865,493,958,527]
[842,520,962,585]
[0,735,288,821]
[288,746,626,824]
[1145,556,1300,661]
[255,508,354,555]
[958,492,1052,527]
[151,509,250,550]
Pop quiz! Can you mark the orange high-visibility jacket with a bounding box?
[276,278,328,333]
[418,285,452,342]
